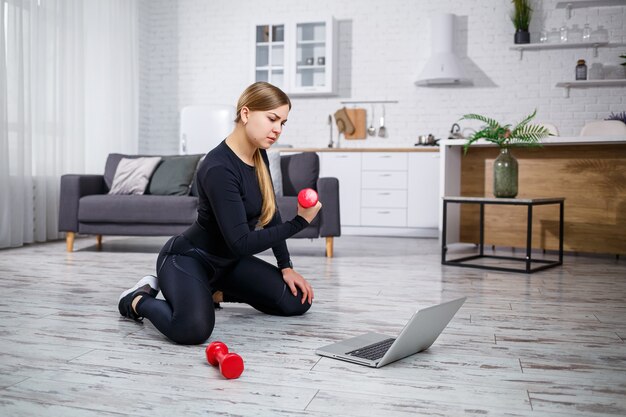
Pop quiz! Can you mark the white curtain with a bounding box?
[0,0,138,249]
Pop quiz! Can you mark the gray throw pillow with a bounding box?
[108,157,162,195]
[148,154,203,196]
[267,149,283,197]
[189,155,205,197]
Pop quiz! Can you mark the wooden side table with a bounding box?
[442,196,565,273]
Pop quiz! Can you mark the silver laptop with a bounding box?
[315,297,466,368]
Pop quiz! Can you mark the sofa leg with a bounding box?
[96,235,102,250]
[66,232,75,252]
[325,237,334,258]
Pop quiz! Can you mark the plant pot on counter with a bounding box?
[514,29,530,44]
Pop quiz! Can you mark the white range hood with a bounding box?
[415,13,471,86]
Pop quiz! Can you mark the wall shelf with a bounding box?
[556,0,626,19]
[556,79,626,97]
[510,41,610,59]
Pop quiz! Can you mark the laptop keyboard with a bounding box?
[346,338,396,361]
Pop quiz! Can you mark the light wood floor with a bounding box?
[1,235,625,416]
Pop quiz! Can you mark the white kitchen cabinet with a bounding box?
[319,152,361,226]
[361,208,407,227]
[407,152,440,228]
[295,150,440,237]
[253,18,337,96]
[253,24,286,90]
[362,189,407,208]
[360,152,408,227]
[362,153,408,171]
[361,171,407,190]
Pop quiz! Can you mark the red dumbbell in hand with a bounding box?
[205,341,244,379]
[297,188,318,208]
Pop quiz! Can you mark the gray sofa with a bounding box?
[58,152,340,256]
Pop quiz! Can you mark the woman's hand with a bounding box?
[297,201,322,224]
[281,268,314,305]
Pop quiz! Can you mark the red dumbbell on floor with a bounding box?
[297,188,318,208]
[205,341,244,379]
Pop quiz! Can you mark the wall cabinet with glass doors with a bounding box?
[253,18,337,96]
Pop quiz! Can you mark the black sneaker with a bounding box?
[118,275,159,322]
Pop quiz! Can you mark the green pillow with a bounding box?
[148,155,202,196]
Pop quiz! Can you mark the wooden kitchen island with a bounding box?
[440,137,626,256]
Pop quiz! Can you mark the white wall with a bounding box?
[138,0,626,154]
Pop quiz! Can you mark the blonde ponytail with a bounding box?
[254,149,276,227]
[234,82,290,227]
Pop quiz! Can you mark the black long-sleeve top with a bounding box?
[194,140,308,269]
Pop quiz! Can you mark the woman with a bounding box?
[118,82,322,345]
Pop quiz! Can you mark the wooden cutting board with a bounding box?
[344,108,367,140]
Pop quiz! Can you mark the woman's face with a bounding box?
[241,104,290,149]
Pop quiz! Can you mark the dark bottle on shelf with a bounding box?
[575,59,587,80]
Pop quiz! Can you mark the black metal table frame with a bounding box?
[442,197,564,273]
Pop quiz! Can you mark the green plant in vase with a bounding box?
[511,0,532,44]
[460,109,550,198]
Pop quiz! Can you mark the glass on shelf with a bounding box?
[297,43,326,66]
[560,26,568,43]
[591,26,609,43]
[256,25,270,43]
[582,24,591,42]
[272,25,284,42]
[548,28,560,43]
[256,45,269,67]
[589,63,604,80]
[568,24,583,43]
[539,30,548,43]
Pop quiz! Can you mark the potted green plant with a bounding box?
[511,0,532,44]
[460,109,550,198]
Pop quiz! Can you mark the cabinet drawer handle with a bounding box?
[379,174,392,177]
[378,211,391,214]
[378,192,391,195]
[378,155,391,158]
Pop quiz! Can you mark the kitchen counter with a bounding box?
[278,147,439,153]
[441,136,626,147]
[441,135,626,255]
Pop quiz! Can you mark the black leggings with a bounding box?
[135,235,311,345]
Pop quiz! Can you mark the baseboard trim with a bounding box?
[341,226,437,238]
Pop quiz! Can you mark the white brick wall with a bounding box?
[139,0,626,154]
[138,0,151,153]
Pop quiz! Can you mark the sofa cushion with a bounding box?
[104,153,154,191]
[78,195,198,224]
[267,149,283,197]
[281,152,319,197]
[148,154,203,196]
[108,157,162,195]
[189,155,205,197]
